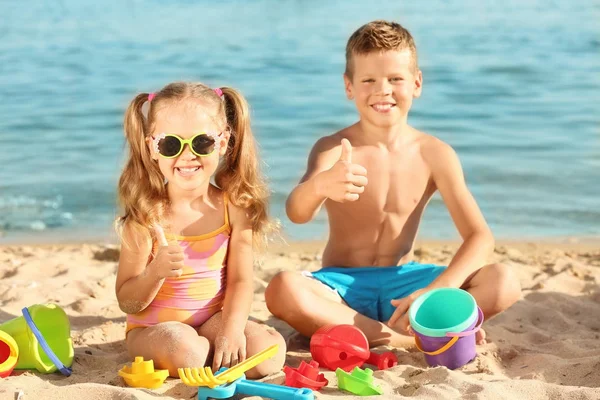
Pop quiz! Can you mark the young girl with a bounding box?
[115,81,286,378]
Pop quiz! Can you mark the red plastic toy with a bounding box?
[310,325,398,372]
[283,360,328,391]
[0,330,18,378]
[367,351,398,370]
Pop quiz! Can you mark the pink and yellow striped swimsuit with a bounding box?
[126,199,230,333]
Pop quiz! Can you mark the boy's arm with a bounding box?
[426,140,495,288]
[388,138,494,330]
[286,137,336,223]
[287,136,367,223]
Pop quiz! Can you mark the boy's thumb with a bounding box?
[339,138,352,163]
[153,224,168,246]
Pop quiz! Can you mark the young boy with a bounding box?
[265,20,521,347]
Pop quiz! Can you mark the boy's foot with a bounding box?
[476,328,487,345]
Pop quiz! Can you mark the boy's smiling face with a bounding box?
[344,49,422,129]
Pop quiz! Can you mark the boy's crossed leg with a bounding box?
[265,270,415,348]
[265,263,520,348]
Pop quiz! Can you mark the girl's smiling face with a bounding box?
[149,100,229,192]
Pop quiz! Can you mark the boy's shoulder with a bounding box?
[306,125,357,165]
[412,128,460,166]
[413,129,465,186]
[311,125,354,151]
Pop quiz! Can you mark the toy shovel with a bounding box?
[196,369,314,400]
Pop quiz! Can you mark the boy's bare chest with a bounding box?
[351,152,432,215]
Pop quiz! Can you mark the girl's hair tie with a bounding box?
[213,88,224,98]
[148,92,156,102]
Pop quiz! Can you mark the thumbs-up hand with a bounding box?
[316,138,368,203]
[147,224,185,279]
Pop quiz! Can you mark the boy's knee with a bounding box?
[265,271,300,313]
[489,262,521,307]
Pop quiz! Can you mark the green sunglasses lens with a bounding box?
[158,135,182,157]
[157,134,217,157]
[192,135,216,155]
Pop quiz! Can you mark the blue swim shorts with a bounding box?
[308,261,446,322]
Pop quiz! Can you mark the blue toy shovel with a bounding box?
[195,368,314,400]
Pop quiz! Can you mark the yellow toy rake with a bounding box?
[178,344,279,388]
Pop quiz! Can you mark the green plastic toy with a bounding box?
[0,304,73,374]
[335,366,383,396]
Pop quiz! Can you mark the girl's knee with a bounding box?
[245,326,287,379]
[132,322,210,377]
[163,337,210,377]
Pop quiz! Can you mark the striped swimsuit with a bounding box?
[126,198,230,333]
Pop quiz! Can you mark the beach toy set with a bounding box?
[120,288,483,396]
[291,324,397,395]
[283,357,384,397]
[283,289,483,395]
[0,303,74,378]
[310,324,398,372]
[409,288,484,370]
[176,344,315,399]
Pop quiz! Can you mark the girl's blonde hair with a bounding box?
[117,81,275,249]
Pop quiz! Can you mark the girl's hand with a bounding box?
[147,225,184,279]
[212,327,246,371]
[147,243,184,279]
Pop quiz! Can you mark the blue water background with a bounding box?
[0,0,599,244]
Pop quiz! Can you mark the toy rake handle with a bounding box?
[236,380,314,400]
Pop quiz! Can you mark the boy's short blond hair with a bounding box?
[345,20,418,79]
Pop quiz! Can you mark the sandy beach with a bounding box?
[1,239,599,400]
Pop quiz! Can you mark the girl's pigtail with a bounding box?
[215,87,275,249]
[117,93,167,243]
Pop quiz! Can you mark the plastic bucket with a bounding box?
[408,288,483,369]
[0,330,18,378]
[0,304,73,375]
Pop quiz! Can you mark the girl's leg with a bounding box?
[127,321,211,377]
[198,312,287,379]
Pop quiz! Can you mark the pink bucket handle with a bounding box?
[446,307,484,338]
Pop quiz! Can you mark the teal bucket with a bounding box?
[409,288,482,369]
